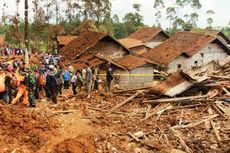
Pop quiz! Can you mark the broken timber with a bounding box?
[172,114,219,129]
[143,95,208,104]
[109,91,142,112]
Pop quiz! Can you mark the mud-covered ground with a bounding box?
[0,89,229,153]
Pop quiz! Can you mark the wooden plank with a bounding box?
[172,114,219,129]
[110,91,142,112]
[143,95,208,104]
[208,108,221,142]
[171,129,193,153]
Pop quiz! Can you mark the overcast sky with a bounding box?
[111,0,230,29]
[0,0,229,29]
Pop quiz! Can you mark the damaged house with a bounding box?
[113,55,157,89]
[118,38,148,55]
[60,30,131,67]
[56,36,77,50]
[119,27,169,55]
[142,32,230,73]
[191,29,230,46]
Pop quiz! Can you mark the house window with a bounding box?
[201,53,204,58]
[177,64,182,69]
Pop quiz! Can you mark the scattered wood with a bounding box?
[172,114,219,129]
[211,103,228,119]
[113,87,150,94]
[52,110,76,115]
[109,91,142,112]
[171,129,193,153]
[208,108,221,142]
[143,95,208,104]
[141,103,172,122]
[209,75,230,80]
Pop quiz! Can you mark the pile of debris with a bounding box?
[82,59,230,153]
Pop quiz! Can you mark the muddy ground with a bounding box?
[0,89,229,153]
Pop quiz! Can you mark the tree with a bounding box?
[153,0,165,27]
[206,10,215,29]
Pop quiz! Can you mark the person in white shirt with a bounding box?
[71,72,77,95]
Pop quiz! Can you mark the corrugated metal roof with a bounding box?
[118,38,144,48]
[57,36,77,45]
[114,55,156,70]
[129,27,169,42]
[142,32,220,66]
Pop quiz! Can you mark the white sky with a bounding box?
[0,0,229,29]
[111,0,230,29]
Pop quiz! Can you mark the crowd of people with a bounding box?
[0,52,114,108]
[0,47,25,56]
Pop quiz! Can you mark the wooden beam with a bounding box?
[109,91,142,112]
[143,95,208,104]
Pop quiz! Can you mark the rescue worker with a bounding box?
[46,65,58,104]
[25,69,36,107]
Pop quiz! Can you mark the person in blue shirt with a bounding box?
[63,69,70,90]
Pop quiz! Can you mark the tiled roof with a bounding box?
[129,27,168,42]
[57,36,77,45]
[142,32,219,65]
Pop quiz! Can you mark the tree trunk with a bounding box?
[24,0,29,66]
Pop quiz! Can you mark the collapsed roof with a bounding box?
[129,27,169,42]
[114,55,156,70]
[60,30,130,60]
[57,36,77,46]
[118,38,145,48]
[190,29,230,44]
[142,32,230,66]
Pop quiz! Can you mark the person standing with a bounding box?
[71,72,77,95]
[85,63,92,98]
[25,69,36,107]
[77,71,83,92]
[3,72,13,104]
[105,63,113,93]
[46,66,58,104]
[82,67,86,84]
[55,69,63,95]
[63,69,70,90]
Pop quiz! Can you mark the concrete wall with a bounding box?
[90,38,128,60]
[167,43,228,73]
[113,65,154,89]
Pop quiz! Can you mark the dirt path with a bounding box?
[37,108,95,153]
